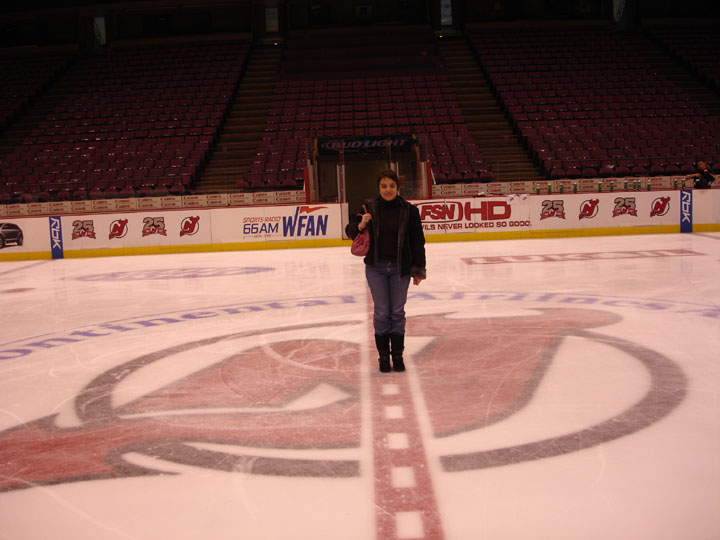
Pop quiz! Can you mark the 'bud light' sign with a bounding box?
[49,216,64,259]
[318,135,415,155]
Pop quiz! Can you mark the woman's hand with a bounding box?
[412,276,424,286]
[358,213,372,231]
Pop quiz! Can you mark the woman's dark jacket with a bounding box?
[346,196,427,279]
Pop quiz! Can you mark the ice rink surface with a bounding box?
[1,232,719,540]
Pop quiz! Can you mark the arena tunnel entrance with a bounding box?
[309,134,429,217]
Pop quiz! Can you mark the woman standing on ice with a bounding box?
[346,169,426,373]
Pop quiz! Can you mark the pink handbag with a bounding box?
[351,205,370,256]
[351,229,370,256]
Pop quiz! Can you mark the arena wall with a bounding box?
[1,190,718,261]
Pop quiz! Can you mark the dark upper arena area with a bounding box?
[1,1,718,203]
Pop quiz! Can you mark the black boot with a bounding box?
[374,334,391,373]
[390,333,405,372]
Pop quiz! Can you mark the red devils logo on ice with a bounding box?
[0,308,685,492]
[579,199,600,220]
[650,197,671,217]
[109,219,129,239]
[180,216,200,237]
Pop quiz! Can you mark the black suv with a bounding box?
[0,223,23,248]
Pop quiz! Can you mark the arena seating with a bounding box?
[241,27,493,191]
[650,25,720,93]
[0,53,71,131]
[469,28,720,180]
[248,75,493,189]
[0,40,248,203]
[279,28,442,79]
[5,26,719,202]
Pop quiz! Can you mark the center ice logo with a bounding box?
[0,306,686,492]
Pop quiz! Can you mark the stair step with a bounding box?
[438,37,542,181]
[193,45,282,192]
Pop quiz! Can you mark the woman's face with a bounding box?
[378,177,398,201]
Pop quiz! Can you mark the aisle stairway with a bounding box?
[437,36,543,182]
[194,45,281,194]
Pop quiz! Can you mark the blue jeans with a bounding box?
[365,260,411,335]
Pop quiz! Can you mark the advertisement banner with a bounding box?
[317,135,415,155]
[531,191,679,231]
[688,188,720,228]
[61,210,213,251]
[2,191,716,261]
[680,190,693,233]
[49,216,63,259]
[210,204,343,244]
[0,217,50,257]
[416,197,531,235]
